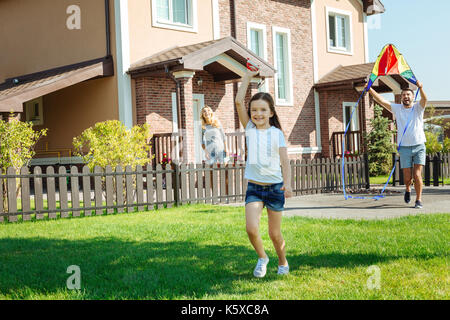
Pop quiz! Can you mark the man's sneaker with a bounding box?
[253,256,269,278]
[277,264,289,275]
[404,191,411,204]
[415,200,423,209]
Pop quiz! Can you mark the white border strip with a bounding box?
[212,0,220,39]
[115,0,133,128]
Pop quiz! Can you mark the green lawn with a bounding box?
[0,204,448,300]
[370,175,450,185]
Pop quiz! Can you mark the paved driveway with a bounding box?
[224,186,450,220]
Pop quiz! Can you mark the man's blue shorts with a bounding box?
[398,144,426,169]
[245,181,285,212]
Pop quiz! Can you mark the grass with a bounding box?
[0,204,449,300]
[370,175,450,185]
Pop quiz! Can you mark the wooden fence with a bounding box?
[392,152,450,186]
[0,155,369,223]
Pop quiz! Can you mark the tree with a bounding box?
[73,120,153,171]
[73,120,153,203]
[364,104,396,176]
[0,114,47,211]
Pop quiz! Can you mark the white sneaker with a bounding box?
[277,264,289,275]
[253,256,269,278]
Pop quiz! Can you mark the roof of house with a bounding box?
[128,36,276,79]
[317,63,375,85]
[315,62,416,92]
[363,0,385,15]
[0,57,113,112]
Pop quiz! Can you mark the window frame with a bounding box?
[247,22,268,92]
[151,0,198,33]
[24,97,44,126]
[325,7,353,55]
[272,26,293,106]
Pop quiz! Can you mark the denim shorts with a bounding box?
[245,181,285,212]
[398,144,426,168]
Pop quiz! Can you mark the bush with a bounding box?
[443,137,450,153]
[0,114,47,211]
[73,120,153,171]
[425,131,443,154]
[365,104,396,176]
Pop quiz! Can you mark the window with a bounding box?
[152,0,197,32]
[247,22,267,92]
[272,26,293,106]
[326,7,352,54]
[24,97,44,126]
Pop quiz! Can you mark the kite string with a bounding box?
[342,86,420,200]
[379,88,421,195]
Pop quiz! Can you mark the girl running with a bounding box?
[235,69,293,278]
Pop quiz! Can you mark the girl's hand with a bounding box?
[281,186,293,198]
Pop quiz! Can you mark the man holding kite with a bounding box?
[369,82,428,209]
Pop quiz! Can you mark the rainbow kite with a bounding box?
[342,44,419,200]
[366,44,418,91]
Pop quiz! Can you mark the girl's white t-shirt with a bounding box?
[390,102,426,146]
[244,120,286,183]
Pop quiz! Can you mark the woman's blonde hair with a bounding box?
[200,106,221,129]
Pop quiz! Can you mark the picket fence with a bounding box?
[0,155,369,223]
[392,152,450,186]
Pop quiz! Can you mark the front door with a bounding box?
[343,102,360,153]
[193,94,205,163]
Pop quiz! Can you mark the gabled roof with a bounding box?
[128,37,276,80]
[363,0,385,15]
[0,57,113,112]
[317,63,375,85]
[315,62,416,93]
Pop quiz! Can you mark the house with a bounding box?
[1,0,411,167]
[424,101,450,141]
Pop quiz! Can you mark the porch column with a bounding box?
[174,71,196,164]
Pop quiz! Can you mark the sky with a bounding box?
[367,0,450,101]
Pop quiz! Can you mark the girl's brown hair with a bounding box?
[247,92,283,131]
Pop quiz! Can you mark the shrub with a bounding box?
[425,131,443,154]
[0,114,47,211]
[364,104,396,176]
[73,120,153,171]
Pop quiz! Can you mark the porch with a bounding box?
[129,36,275,164]
[315,62,417,158]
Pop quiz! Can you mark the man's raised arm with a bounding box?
[416,81,428,109]
[368,88,392,112]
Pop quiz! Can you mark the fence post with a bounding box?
[433,154,440,186]
[424,154,431,186]
[174,164,180,206]
[364,153,370,189]
[392,153,397,186]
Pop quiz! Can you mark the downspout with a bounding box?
[231,0,240,129]
[166,66,182,132]
[105,0,111,57]
[166,66,182,206]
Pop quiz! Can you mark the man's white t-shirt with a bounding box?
[244,120,286,183]
[390,102,426,146]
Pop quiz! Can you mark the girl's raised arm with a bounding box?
[235,70,258,128]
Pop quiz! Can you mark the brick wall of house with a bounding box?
[135,76,176,133]
[219,0,317,155]
[319,88,373,157]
